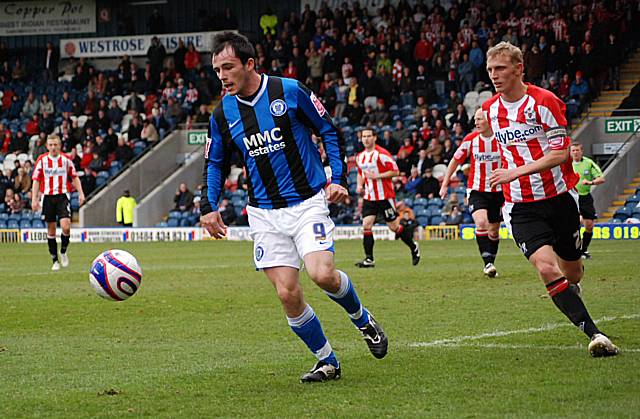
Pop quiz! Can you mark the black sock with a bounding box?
[61,234,70,254]
[396,225,416,250]
[47,236,58,262]
[488,233,500,263]
[582,231,592,252]
[547,277,601,338]
[476,231,494,264]
[363,230,374,260]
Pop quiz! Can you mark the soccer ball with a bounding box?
[89,250,143,301]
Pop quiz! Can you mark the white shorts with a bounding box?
[247,190,335,270]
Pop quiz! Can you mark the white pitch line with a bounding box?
[418,342,640,353]
[410,314,640,347]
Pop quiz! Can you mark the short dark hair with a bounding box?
[211,31,255,64]
[360,128,376,136]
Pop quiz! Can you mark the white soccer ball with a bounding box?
[89,250,143,301]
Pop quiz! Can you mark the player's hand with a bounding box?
[200,211,227,239]
[78,194,86,207]
[326,183,348,204]
[439,185,448,200]
[31,199,40,213]
[581,179,591,185]
[356,185,363,196]
[364,170,377,179]
[490,168,517,188]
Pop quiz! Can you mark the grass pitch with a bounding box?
[0,239,639,418]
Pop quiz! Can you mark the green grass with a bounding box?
[0,239,638,418]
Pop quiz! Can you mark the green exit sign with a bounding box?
[187,130,208,145]
[604,118,640,133]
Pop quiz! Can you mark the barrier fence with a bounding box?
[2,224,638,244]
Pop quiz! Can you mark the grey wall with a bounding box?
[79,129,200,227]
[134,152,204,227]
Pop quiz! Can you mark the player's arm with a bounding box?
[490,148,568,187]
[200,117,231,239]
[31,179,40,212]
[585,160,605,186]
[71,176,85,206]
[440,142,469,199]
[296,81,348,203]
[356,168,364,196]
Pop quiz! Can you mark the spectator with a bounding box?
[194,104,210,124]
[344,99,364,125]
[570,71,590,110]
[71,64,89,90]
[417,167,439,199]
[126,91,144,114]
[219,197,237,226]
[379,130,399,156]
[38,112,55,135]
[39,94,54,115]
[174,183,194,211]
[127,117,143,143]
[173,39,187,77]
[405,166,423,195]
[147,36,166,78]
[116,190,137,227]
[457,53,475,96]
[9,130,28,154]
[605,33,620,91]
[108,99,124,128]
[184,42,201,78]
[13,167,31,194]
[396,137,415,175]
[260,8,278,35]
[165,97,183,130]
[442,192,461,215]
[0,170,12,200]
[442,204,463,225]
[141,119,159,144]
[115,136,133,164]
[43,42,59,82]
[22,92,40,119]
[11,58,26,81]
[150,107,169,139]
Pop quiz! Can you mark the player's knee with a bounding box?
[475,218,490,231]
[537,261,562,281]
[309,265,339,290]
[566,263,584,283]
[584,220,594,231]
[276,286,302,309]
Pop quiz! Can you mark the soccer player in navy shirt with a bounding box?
[199,32,388,382]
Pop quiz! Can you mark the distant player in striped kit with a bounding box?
[31,135,85,271]
[484,42,618,357]
[440,109,504,277]
[354,128,420,268]
[199,32,388,383]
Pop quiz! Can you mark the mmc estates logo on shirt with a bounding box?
[243,127,285,157]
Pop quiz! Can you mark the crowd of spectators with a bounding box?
[0,34,221,222]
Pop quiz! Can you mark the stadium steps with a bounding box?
[599,174,640,221]
[574,49,640,125]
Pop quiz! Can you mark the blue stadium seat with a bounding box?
[7,220,19,229]
[156,221,168,227]
[8,213,21,221]
[180,211,192,219]
[0,205,8,215]
[96,176,107,187]
[430,216,443,225]
[179,218,192,227]
[462,213,473,223]
[415,207,430,218]
[71,199,80,211]
[168,210,181,219]
[167,218,179,227]
[613,207,632,221]
[414,198,428,207]
[625,195,639,205]
[416,216,430,227]
[19,220,31,228]
[428,198,443,208]
[31,220,45,228]
[412,204,426,214]
[427,205,441,213]
[403,198,413,207]
[0,220,6,228]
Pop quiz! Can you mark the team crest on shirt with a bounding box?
[269,99,287,117]
[310,92,326,117]
[255,245,265,261]
[524,107,537,125]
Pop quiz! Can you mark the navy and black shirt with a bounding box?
[200,75,347,213]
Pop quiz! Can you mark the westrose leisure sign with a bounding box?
[60,31,224,58]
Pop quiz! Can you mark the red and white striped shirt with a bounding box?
[32,153,77,195]
[356,145,397,201]
[482,84,578,203]
[551,18,567,41]
[453,131,502,192]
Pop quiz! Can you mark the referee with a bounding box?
[570,142,605,259]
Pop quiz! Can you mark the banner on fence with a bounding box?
[0,0,95,36]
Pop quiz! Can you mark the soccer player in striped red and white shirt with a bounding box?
[440,109,504,277]
[31,135,85,271]
[483,42,618,357]
[355,128,420,268]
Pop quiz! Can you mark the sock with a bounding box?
[326,270,371,328]
[582,231,592,252]
[476,229,494,265]
[488,231,500,263]
[396,224,416,250]
[546,277,601,338]
[47,235,58,262]
[288,304,339,368]
[60,234,70,254]
[363,229,374,260]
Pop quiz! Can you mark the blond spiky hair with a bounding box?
[486,42,523,66]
